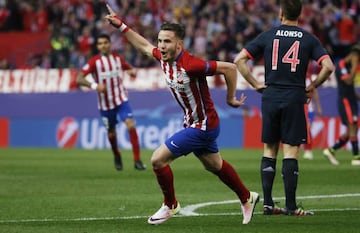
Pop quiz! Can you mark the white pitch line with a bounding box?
[0,193,359,223]
[1,208,360,224]
[177,207,360,218]
[0,216,147,223]
[179,193,360,216]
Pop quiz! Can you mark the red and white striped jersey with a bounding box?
[153,48,219,130]
[81,53,132,111]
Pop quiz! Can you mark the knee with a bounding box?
[203,160,222,173]
[150,156,160,168]
[150,151,166,169]
[125,119,135,129]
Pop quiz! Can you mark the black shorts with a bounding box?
[261,88,307,146]
[338,97,358,125]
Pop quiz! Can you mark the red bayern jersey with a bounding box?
[81,53,132,110]
[152,48,219,130]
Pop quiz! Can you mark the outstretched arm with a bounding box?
[105,4,156,57]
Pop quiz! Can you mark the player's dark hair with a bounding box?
[280,0,302,21]
[97,34,111,42]
[160,22,185,40]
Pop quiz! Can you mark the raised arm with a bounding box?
[105,4,155,57]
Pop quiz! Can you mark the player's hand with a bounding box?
[305,86,314,104]
[96,83,106,93]
[305,92,313,104]
[105,4,122,28]
[255,83,266,93]
[227,93,247,108]
[127,69,137,81]
[305,84,315,100]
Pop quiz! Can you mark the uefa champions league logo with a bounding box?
[56,117,79,148]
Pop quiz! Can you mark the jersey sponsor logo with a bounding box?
[99,70,119,79]
[56,117,79,148]
[275,30,303,38]
[166,79,186,92]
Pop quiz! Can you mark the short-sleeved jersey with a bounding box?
[152,48,218,130]
[244,25,329,89]
[81,53,132,111]
[335,58,357,100]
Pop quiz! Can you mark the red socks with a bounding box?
[153,165,177,208]
[129,128,140,161]
[215,160,250,204]
[153,160,250,207]
[304,143,312,150]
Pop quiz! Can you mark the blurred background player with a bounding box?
[235,0,334,216]
[303,61,323,160]
[105,4,259,225]
[323,45,360,166]
[77,34,146,171]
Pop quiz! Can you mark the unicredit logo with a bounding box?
[56,117,79,148]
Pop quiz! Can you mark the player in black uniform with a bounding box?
[234,0,334,216]
[323,45,360,166]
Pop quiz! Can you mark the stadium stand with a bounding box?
[0,0,359,69]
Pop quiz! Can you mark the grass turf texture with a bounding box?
[0,148,359,233]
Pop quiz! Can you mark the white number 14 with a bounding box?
[272,39,300,72]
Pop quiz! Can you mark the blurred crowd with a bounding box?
[0,0,359,69]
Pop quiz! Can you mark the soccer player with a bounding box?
[76,34,146,171]
[323,45,360,166]
[105,4,259,225]
[234,0,334,216]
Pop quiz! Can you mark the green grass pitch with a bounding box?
[0,148,359,233]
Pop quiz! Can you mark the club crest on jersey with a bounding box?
[176,68,188,84]
[176,71,185,83]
